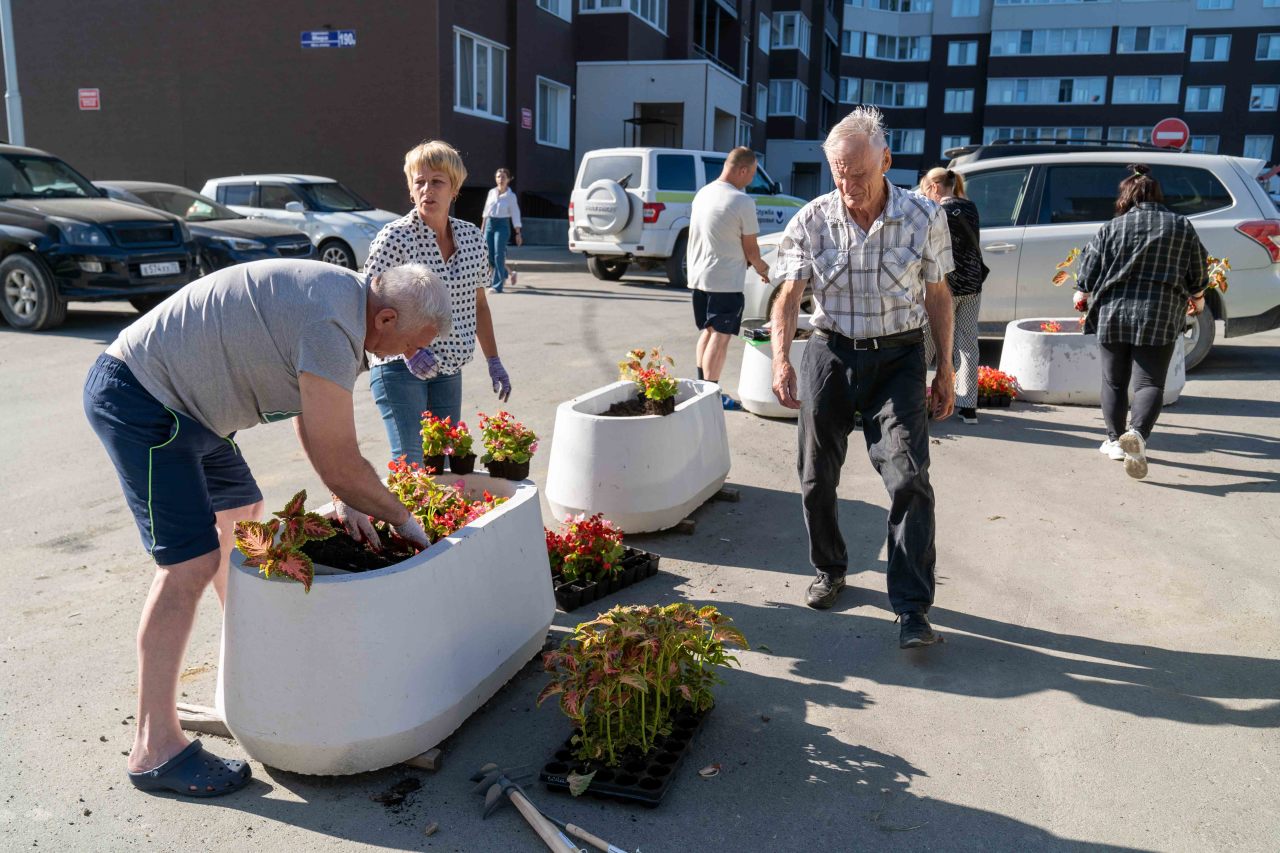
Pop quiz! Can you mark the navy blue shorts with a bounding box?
[692,290,745,335]
[83,354,262,566]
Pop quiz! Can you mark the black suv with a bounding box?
[0,144,198,330]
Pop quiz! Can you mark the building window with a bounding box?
[990,28,1111,56]
[579,0,668,33]
[842,29,864,56]
[994,0,1105,4]
[948,41,978,65]
[824,33,840,76]
[945,88,975,112]
[868,0,933,10]
[536,77,570,149]
[768,79,808,119]
[537,0,572,21]
[1112,76,1180,104]
[1251,84,1279,111]
[865,34,931,61]
[1259,34,1280,61]
[941,135,971,156]
[737,120,753,148]
[1244,135,1274,161]
[839,77,861,104]
[758,12,770,54]
[1188,136,1219,153]
[952,0,980,13]
[862,80,929,108]
[1190,35,1231,61]
[887,129,925,154]
[1107,126,1153,143]
[1195,0,1232,8]
[454,29,507,122]
[1265,0,1280,6]
[1185,85,1225,112]
[983,126,1102,143]
[1117,26,1185,53]
[987,77,1106,105]
[756,83,768,118]
[772,11,811,56]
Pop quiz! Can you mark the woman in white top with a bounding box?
[481,168,522,293]
[364,141,512,466]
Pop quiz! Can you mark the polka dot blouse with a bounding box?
[365,212,490,375]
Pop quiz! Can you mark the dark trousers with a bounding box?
[1099,340,1177,442]
[797,333,937,614]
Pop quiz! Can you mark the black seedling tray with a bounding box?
[552,547,659,613]
[977,394,1013,408]
[539,703,710,807]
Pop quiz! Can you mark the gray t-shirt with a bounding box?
[111,259,368,437]
[687,180,759,293]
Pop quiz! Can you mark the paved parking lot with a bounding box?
[2,248,1277,852]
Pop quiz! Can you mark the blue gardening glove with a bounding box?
[487,356,511,402]
[405,347,440,380]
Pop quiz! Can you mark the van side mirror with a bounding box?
[285,201,305,213]
[770,181,781,195]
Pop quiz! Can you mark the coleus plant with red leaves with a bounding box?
[233,490,335,593]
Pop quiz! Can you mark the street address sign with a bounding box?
[78,88,100,110]
[1151,118,1190,149]
[301,30,356,48]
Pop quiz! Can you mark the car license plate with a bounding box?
[140,262,180,277]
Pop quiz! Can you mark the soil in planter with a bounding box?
[602,394,676,418]
[299,530,414,573]
[553,547,659,612]
[540,702,711,807]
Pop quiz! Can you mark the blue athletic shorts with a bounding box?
[692,290,745,336]
[83,354,262,566]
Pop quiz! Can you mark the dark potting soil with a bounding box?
[299,531,412,573]
[602,394,676,418]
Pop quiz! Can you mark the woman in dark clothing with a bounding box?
[1073,165,1209,480]
[920,167,987,424]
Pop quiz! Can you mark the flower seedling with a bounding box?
[546,513,625,585]
[233,490,335,593]
[977,365,1020,399]
[421,412,475,460]
[478,411,538,465]
[1039,321,1063,333]
[618,347,679,404]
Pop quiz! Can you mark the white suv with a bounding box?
[568,147,806,287]
[200,174,398,269]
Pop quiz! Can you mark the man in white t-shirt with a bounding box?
[688,147,770,410]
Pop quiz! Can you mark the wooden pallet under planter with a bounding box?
[539,703,710,807]
[552,547,659,613]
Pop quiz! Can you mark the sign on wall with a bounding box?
[78,88,100,111]
[1151,118,1190,150]
[521,108,533,130]
[301,30,356,48]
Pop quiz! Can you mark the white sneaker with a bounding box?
[1118,429,1148,479]
[1099,439,1125,461]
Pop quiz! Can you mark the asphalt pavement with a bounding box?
[2,247,1277,852]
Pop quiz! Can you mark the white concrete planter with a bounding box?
[997,319,1185,406]
[544,379,729,533]
[737,315,814,419]
[216,474,554,776]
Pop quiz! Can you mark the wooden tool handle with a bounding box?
[565,823,623,853]
[509,789,579,852]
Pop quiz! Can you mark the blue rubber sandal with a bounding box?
[127,739,251,798]
[720,393,743,411]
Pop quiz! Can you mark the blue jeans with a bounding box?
[483,217,511,290]
[369,360,463,465]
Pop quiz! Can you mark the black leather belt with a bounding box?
[814,328,924,351]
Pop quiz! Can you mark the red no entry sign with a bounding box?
[1151,118,1189,149]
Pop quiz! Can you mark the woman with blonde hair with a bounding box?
[364,140,512,466]
[919,167,987,423]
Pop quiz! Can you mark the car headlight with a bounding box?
[358,223,378,237]
[50,217,110,248]
[213,236,268,251]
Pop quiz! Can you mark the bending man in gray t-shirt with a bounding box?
[84,258,451,797]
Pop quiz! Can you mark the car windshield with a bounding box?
[297,182,372,212]
[136,189,240,222]
[0,155,100,199]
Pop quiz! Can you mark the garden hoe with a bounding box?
[471,763,580,852]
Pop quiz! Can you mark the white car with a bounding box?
[569,147,806,288]
[199,174,398,269]
[747,146,1280,369]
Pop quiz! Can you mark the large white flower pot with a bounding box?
[738,315,814,419]
[217,474,554,776]
[544,379,730,533]
[997,318,1185,406]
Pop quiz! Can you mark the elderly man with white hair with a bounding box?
[83,258,451,797]
[770,106,956,649]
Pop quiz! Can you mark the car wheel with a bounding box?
[587,256,629,281]
[129,295,167,314]
[665,233,688,288]
[1182,307,1215,371]
[765,283,816,320]
[0,254,67,331]
[319,240,356,269]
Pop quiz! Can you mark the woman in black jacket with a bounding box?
[920,167,986,424]
[1073,165,1209,480]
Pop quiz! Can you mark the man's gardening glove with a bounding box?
[394,514,430,549]
[487,356,511,402]
[333,498,382,551]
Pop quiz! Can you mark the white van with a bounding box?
[568,147,806,287]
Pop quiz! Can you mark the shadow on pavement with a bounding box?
[503,283,685,303]
[0,306,134,344]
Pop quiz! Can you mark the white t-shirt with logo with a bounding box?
[687,180,759,293]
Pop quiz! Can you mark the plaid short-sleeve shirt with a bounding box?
[776,182,954,339]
